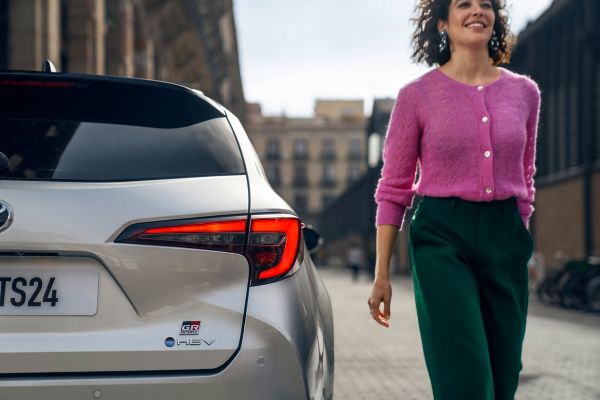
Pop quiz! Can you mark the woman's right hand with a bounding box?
[368,278,392,328]
[369,224,398,328]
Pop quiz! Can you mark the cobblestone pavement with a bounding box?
[317,267,600,400]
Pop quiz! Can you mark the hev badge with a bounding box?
[180,320,201,335]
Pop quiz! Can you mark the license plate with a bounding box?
[0,267,99,316]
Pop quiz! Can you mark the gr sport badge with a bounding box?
[180,320,201,335]
[0,201,13,233]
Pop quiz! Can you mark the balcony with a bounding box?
[266,152,281,161]
[293,177,310,188]
[293,153,309,161]
[320,152,337,161]
[346,151,362,161]
[320,179,337,188]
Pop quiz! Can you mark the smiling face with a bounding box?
[439,0,496,51]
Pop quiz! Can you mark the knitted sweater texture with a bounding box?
[374,67,541,231]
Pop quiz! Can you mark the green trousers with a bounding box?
[408,196,533,400]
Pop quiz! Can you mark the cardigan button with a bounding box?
[485,187,493,194]
[482,116,489,123]
[477,85,484,92]
[484,150,491,158]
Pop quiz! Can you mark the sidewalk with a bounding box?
[317,267,600,400]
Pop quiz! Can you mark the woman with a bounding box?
[367,0,540,399]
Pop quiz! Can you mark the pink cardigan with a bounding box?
[374,67,541,231]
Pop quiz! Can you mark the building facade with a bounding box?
[0,0,245,121]
[246,100,367,227]
[510,0,599,269]
[317,98,405,270]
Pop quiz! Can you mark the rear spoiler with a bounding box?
[0,70,225,128]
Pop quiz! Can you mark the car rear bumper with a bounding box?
[0,267,330,400]
[0,316,308,400]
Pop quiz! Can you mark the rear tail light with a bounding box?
[249,217,301,281]
[116,215,302,285]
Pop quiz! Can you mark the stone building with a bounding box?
[510,0,599,269]
[246,100,367,227]
[317,98,400,270]
[0,0,245,121]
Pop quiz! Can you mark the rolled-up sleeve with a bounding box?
[374,86,421,230]
[517,81,541,228]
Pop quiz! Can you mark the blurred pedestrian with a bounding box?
[347,241,365,282]
[367,1,540,399]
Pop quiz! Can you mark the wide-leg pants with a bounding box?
[408,196,533,400]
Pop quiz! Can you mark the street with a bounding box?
[318,267,600,400]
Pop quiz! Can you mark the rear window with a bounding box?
[0,117,245,181]
[0,75,245,181]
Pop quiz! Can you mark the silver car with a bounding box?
[0,69,334,400]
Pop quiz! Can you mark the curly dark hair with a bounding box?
[411,0,516,66]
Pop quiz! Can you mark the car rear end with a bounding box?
[0,72,332,399]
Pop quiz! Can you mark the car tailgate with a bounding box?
[0,176,250,374]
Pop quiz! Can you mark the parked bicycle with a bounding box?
[536,257,600,314]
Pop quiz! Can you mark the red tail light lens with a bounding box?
[143,220,247,234]
[116,215,302,285]
[121,219,248,254]
[249,217,301,281]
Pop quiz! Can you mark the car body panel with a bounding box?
[0,176,250,373]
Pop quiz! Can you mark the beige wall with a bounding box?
[315,100,364,122]
[534,177,586,269]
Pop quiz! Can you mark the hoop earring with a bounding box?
[439,30,449,53]
[489,30,500,52]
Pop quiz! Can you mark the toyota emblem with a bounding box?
[0,201,14,233]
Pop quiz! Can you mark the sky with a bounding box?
[233,0,554,117]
